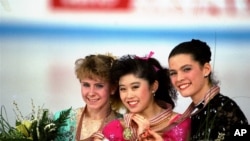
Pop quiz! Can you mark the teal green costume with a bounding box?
[54,108,79,141]
[54,107,123,141]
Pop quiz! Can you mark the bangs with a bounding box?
[78,68,107,82]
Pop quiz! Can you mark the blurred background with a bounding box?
[1,0,250,125]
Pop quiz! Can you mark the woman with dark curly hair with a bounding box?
[102,52,190,141]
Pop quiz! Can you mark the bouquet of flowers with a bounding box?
[0,99,71,141]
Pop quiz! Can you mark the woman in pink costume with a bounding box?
[102,52,190,141]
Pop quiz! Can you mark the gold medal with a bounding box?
[123,127,133,140]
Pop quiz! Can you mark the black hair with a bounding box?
[168,39,211,65]
[168,39,218,85]
[111,55,177,108]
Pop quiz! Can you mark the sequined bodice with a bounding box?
[190,94,248,141]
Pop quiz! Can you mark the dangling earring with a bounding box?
[152,91,155,96]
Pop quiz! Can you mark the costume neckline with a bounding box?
[75,106,111,141]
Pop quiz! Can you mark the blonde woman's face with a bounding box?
[80,77,111,110]
[168,54,210,103]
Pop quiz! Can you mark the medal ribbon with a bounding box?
[163,85,220,132]
[123,104,173,140]
[123,113,136,140]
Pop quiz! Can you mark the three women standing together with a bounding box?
[56,39,248,141]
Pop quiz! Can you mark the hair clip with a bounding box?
[135,51,154,60]
[135,51,159,72]
[153,66,159,72]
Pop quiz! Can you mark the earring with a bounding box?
[152,91,156,96]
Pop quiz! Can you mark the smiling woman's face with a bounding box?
[118,73,154,113]
[168,54,210,104]
[80,77,112,110]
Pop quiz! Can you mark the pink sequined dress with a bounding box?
[102,114,190,141]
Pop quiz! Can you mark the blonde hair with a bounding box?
[75,53,122,112]
[75,53,115,82]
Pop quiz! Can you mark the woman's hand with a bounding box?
[146,129,164,141]
[131,114,150,136]
[131,114,164,141]
[93,138,103,141]
[138,129,164,141]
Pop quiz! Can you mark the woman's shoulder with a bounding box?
[204,94,248,126]
[103,118,124,132]
[212,94,245,112]
[105,119,122,127]
[103,119,122,132]
[170,112,191,124]
[103,119,124,140]
[162,113,191,140]
[54,107,82,120]
[54,107,82,141]
[169,112,181,123]
[213,93,237,104]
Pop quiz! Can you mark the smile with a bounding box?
[127,100,139,107]
[88,98,99,102]
[178,83,191,90]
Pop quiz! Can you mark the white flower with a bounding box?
[44,123,56,132]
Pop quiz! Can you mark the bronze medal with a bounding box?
[123,127,133,140]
